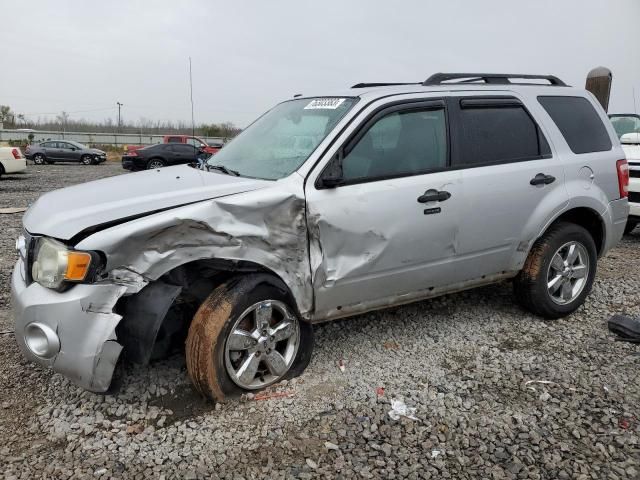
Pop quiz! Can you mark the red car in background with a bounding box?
[125,135,223,155]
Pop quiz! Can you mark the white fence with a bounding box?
[0,129,225,147]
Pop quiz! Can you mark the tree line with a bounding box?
[0,105,241,138]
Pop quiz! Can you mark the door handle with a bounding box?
[417,189,451,203]
[530,173,556,186]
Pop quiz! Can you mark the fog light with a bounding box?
[24,322,60,358]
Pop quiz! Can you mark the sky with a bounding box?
[1,0,639,128]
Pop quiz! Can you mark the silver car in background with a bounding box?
[12,73,629,401]
[25,140,107,165]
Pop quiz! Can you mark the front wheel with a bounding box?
[81,155,93,165]
[186,275,313,401]
[514,222,597,319]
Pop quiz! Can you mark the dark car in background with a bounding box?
[121,143,207,170]
[25,141,107,165]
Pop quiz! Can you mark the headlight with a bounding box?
[31,238,94,289]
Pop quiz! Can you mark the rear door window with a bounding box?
[538,96,612,154]
[451,98,550,167]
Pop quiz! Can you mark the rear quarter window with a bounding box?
[538,96,612,154]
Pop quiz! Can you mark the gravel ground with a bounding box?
[1,162,639,479]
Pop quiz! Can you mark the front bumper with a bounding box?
[11,257,126,392]
[121,157,141,170]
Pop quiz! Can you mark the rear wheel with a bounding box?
[514,222,597,319]
[81,154,93,165]
[33,154,46,165]
[186,275,313,401]
[624,220,638,235]
[147,158,165,169]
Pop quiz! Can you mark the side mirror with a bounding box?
[320,154,344,188]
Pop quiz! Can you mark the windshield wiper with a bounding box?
[206,164,240,176]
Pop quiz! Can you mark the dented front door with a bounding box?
[306,170,463,318]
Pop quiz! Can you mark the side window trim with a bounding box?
[447,95,552,170]
[316,98,449,189]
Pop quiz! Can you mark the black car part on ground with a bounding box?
[608,314,640,343]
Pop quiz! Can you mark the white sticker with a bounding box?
[304,98,346,110]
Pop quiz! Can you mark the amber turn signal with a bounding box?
[65,251,92,281]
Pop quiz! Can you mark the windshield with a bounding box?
[609,115,640,139]
[68,140,87,149]
[205,97,357,179]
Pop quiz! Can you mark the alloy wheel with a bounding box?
[224,300,300,390]
[546,241,589,305]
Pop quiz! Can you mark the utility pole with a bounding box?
[117,102,123,132]
[189,57,195,137]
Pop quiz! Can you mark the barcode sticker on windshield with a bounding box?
[304,98,346,110]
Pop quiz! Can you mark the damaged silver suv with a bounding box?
[12,73,629,400]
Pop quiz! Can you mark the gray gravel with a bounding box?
[1,162,639,479]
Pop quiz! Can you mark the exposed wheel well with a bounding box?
[115,258,299,364]
[546,207,605,256]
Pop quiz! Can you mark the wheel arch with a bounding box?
[538,206,605,257]
[114,258,303,366]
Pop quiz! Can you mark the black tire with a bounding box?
[186,274,313,401]
[514,222,597,319]
[33,153,46,165]
[81,154,93,165]
[624,220,638,235]
[147,158,165,169]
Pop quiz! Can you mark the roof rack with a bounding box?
[423,73,567,87]
[351,82,420,88]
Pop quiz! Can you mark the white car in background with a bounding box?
[0,146,27,178]
[621,132,640,234]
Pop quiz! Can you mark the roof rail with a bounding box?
[423,73,567,87]
[351,82,420,88]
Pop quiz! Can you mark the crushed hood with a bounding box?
[23,165,270,240]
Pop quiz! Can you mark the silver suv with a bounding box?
[12,73,630,400]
